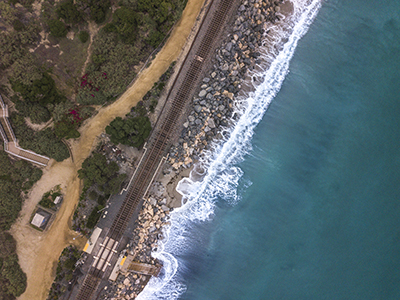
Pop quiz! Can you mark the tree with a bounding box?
[78,153,119,188]
[12,72,65,105]
[51,101,74,123]
[78,30,89,43]
[48,19,68,38]
[54,120,80,139]
[0,233,16,258]
[15,101,51,124]
[76,0,111,24]
[86,206,103,229]
[112,7,138,44]
[103,174,127,195]
[147,29,164,48]
[12,19,25,31]
[105,116,151,148]
[9,55,42,85]
[56,0,83,24]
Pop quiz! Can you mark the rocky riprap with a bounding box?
[168,0,284,170]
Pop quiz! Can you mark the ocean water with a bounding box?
[138,0,400,299]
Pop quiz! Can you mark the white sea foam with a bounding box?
[137,0,321,298]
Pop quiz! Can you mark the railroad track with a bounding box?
[76,0,235,298]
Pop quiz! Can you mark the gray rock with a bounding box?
[206,86,213,92]
[203,77,210,83]
[208,118,216,129]
[183,122,189,128]
[149,197,157,206]
[188,115,195,122]
[199,90,207,97]
[221,64,229,71]
[161,205,170,212]
[225,42,233,52]
[218,105,225,111]
[194,105,202,113]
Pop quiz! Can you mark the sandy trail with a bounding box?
[10,0,206,299]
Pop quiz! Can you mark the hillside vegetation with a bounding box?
[0,0,187,160]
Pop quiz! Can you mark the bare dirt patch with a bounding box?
[11,0,207,299]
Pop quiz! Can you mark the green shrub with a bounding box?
[106,116,151,148]
[57,0,83,24]
[54,120,81,139]
[97,195,106,206]
[78,153,119,188]
[112,7,138,44]
[86,205,103,229]
[78,30,89,43]
[76,0,111,24]
[48,19,68,38]
[0,151,43,230]
[12,19,25,31]
[63,256,77,270]
[1,254,27,297]
[88,190,98,201]
[39,197,55,209]
[12,72,65,105]
[15,100,51,124]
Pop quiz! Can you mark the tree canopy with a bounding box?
[48,19,68,38]
[0,254,27,297]
[12,72,65,106]
[56,0,83,24]
[105,116,151,148]
[76,0,111,24]
[110,7,138,44]
[78,152,126,194]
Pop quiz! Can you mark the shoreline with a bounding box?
[107,0,294,298]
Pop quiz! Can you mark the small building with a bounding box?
[54,195,62,205]
[31,209,51,229]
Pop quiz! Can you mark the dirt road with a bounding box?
[10,0,206,298]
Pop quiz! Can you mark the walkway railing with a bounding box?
[0,94,50,166]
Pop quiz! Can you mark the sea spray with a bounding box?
[137,0,321,298]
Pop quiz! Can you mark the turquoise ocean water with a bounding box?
[139,0,400,299]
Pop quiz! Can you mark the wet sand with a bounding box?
[10,0,206,299]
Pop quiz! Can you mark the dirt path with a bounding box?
[10,0,206,299]
[80,21,101,78]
